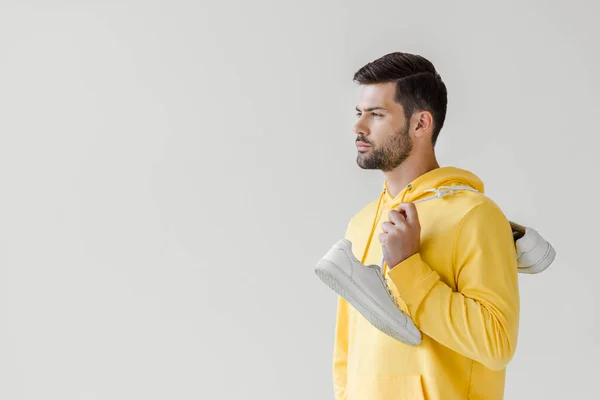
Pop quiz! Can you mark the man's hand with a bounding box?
[378,203,421,270]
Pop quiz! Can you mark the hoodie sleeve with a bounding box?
[386,201,520,371]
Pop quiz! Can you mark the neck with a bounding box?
[384,150,440,198]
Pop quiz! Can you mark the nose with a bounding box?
[353,118,368,137]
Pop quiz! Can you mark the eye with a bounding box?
[372,113,382,117]
[355,112,362,117]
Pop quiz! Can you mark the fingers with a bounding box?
[381,221,396,233]
[382,203,419,237]
[388,209,407,227]
[382,219,404,239]
[396,202,419,225]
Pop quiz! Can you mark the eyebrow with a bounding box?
[355,106,387,112]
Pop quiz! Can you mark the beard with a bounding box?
[356,124,413,172]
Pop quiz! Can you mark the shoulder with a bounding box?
[444,192,513,252]
[441,190,509,226]
[348,197,380,224]
[343,197,381,239]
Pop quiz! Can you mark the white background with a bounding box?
[0,1,598,399]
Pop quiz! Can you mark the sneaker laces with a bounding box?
[415,185,480,203]
[383,277,399,307]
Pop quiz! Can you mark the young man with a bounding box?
[331,53,520,399]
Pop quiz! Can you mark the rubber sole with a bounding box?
[315,258,421,346]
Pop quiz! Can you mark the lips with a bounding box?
[357,142,371,150]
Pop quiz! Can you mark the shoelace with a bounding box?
[415,185,480,203]
[385,279,399,307]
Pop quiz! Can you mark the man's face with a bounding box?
[354,82,413,172]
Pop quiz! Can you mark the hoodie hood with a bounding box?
[382,166,485,207]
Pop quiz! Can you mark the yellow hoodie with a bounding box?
[333,166,520,400]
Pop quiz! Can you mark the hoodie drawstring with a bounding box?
[360,189,386,265]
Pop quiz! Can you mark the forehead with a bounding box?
[356,82,401,111]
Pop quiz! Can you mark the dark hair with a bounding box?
[353,52,447,147]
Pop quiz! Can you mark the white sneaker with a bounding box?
[515,227,556,274]
[314,238,422,346]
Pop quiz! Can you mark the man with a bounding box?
[331,52,520,399]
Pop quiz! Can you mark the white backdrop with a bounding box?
[0,1,598,399]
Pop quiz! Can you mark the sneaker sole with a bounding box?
[315,258,421,346]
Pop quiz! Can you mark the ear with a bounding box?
[413,111,434,139]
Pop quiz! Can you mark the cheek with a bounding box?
[369,131,392,147]
[373,121,396,138]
